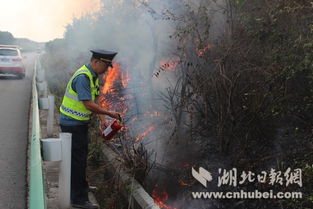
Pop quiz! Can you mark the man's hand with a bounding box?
[108,111,121,120]
[83,100,121,119]
[99,120,109,131]
[98,114,109,132]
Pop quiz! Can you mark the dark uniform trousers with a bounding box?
[61,124,89,204]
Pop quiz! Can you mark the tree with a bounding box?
[0,31,15,45]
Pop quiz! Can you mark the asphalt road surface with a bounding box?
[0,52,36,208]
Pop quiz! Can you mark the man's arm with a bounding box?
[73,75,120,120]
[83,100,120,119]
[95,96,109,128]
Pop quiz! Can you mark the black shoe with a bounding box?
[72,201,99,209]
[89,186,98,193]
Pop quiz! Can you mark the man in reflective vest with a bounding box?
[59,49,120,209]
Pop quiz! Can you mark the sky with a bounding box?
[0,0,101,42]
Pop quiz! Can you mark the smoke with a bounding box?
[63,0,178,138]
[57,0,228,207]
[60,0,229,167]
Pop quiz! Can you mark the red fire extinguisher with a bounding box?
[102,119,123,140]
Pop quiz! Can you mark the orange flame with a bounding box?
[121,70,130,88]
[102,63,120,95]
[152,186,177,209]
[160,59,179,71]
[178,179,191,187]
[135,126,155,141]
[142,111,170,120]
[131,116,137,122]
[143,111,161,117]
[122,108,128,115]
[196,43,213,56]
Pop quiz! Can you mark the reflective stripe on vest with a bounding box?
[60,105,91,118]
[60,65,99,121]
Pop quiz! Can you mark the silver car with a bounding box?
[0,45,25,79]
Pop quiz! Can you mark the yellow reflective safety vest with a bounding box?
[60,65,100,121]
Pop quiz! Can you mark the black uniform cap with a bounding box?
[90,49,117,67]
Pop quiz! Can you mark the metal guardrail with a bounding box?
[102,143,160,209]
[28,58,46,209]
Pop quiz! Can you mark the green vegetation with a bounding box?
[0,31,15,44]
[0,31,43,51]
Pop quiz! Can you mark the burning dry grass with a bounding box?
[135,126,156,142]
[152,184,178,209]
[102,63,121,95]
[152,0,313,208]
[88,62,158,205]
[88,121,154,208]
[119,141,154,183]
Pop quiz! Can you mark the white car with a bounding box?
[0,45,25,79]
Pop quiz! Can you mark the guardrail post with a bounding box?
[58,133,72,209]
[37,68,45,82]
[39,97,49,110]
[41,133,72,209]
[37,81,48,98]
[47,95,55,137]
